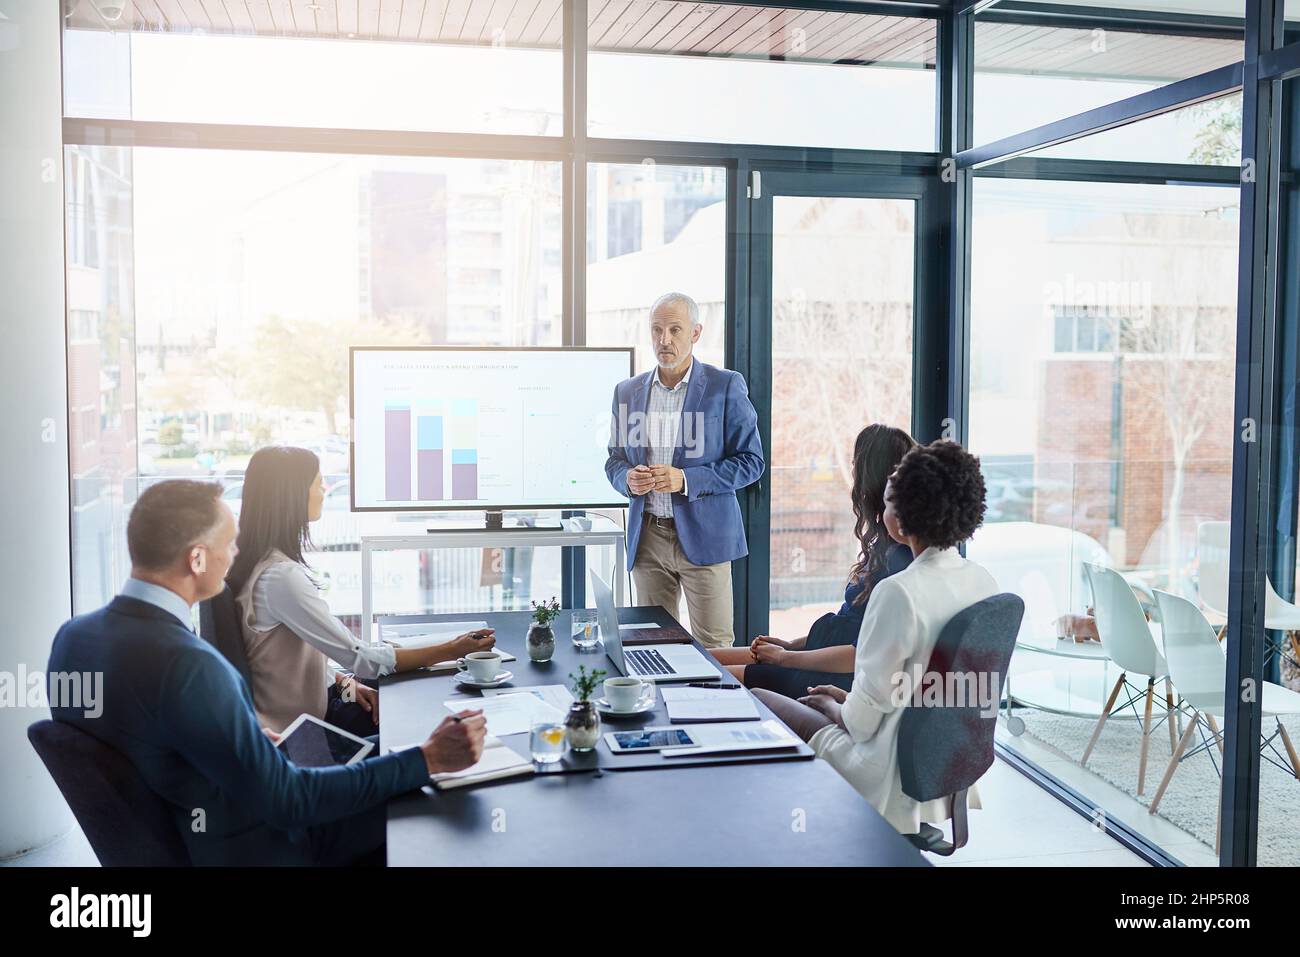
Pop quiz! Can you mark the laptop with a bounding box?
[590,569,721,682]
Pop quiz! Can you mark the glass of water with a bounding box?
[530,720,567,765]
[571,609,599,650]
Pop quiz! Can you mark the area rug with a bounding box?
[1014,707,1300,866]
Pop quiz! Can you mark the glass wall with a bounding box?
[588,2,937,150]
[63,1,565,135]
[967,144,1252,862]
[66,144,137,614]
[586,161,727,370]
[974,10,1243,147]
[58,0,1300,867]
[68,145,565,623]
[767,195,915,637]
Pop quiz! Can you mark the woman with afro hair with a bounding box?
[753,440,999,835]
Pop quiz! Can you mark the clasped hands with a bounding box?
[627,464,684,496]
[799,683,848,720]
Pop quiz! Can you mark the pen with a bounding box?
[686,682,741,690]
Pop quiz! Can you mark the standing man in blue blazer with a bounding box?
[605,292,765,648]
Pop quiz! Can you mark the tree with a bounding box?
[241,316,425,435]
[1121,218,1235,594]
[1188,94,1243,167]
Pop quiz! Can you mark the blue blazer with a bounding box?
[46,596,428,865]
[605,360,765,568]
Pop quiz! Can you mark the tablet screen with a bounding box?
[610,729,695,751]
[279,718,372,767]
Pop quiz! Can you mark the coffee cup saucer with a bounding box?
[454,669,514,689]
[595,696,654,716]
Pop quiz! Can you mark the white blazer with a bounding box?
[810,545,999,834]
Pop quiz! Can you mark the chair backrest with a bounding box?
[27,720,190,866]
[897,593,1025,803]
[1084,563,1164,677]
[1152,590,1226,714]
[197,584,252,686]
[1196,521,1231,617]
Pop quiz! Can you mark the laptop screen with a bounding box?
[589,568,627,675]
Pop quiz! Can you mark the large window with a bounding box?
[974,13,1243,150]
[588,2,937,150]
[67,146,564,618]
[968,173,1244,865]
[63,2,564,135]
[768,195,915,635]
[586,161,727,370]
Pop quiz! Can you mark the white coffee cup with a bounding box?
[604,676,653,712]
[458,651,503,682]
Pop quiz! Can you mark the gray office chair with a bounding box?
[27,720,191,866]
[198,584,253,686]
[896,592,1024,855]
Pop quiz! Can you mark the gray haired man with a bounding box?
[604,292,765,648]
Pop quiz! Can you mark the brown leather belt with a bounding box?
[643,512,675,528]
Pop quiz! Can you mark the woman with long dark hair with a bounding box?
[227,446,494,735]
[710,423,916,697]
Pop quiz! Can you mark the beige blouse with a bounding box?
[234,549,332,733]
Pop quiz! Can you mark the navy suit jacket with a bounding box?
[605,360,765,568]
[46,596,428,865]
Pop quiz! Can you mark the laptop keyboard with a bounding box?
[626,648,675,676]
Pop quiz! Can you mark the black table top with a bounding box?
[377,607,928,867]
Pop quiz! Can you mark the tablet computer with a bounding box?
[277,713,374,767]
[604,727,698,754]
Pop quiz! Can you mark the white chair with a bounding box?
[1081,564,1178,795]
[1150,590,1300,853]
[1198,521,1300,644]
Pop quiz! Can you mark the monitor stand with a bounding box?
[428,510,563,533]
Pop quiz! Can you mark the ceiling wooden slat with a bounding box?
[65,0,1235,78]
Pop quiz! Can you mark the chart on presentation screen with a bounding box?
[351,348,633,511]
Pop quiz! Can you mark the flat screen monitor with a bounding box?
[350,346,635,512]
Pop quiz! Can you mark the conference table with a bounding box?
[378,605,928,866]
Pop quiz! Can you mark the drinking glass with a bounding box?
[530,720,567,765]
[571,610,599,650]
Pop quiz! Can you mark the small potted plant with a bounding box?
[565,665,606,751]
[527,597,560,663]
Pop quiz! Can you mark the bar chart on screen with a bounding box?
[352,348,633,512]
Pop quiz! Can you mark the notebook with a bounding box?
[391,736,534,790]
[619,623,694,646]
[660,686,760,723]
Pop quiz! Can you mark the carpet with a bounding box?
[1014,705,1300,866]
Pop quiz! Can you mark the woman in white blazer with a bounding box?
[754,440,998,835]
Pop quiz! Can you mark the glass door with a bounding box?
[742,169,937,640]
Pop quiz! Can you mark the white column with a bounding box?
[0,0,75,858]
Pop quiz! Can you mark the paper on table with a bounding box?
[383,621,490,649]
[660,686,759,723]
[662,719,799,757]
[618,622,658,630]
[480,684,574,712]
[389,736,533,789]
[443,693,564,737]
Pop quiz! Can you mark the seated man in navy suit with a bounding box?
[605,291,765,648]
[47,479,486,865]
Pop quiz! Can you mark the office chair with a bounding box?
[27,720,191,866]
[896,592,1024,856]
[198,584,253,686]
